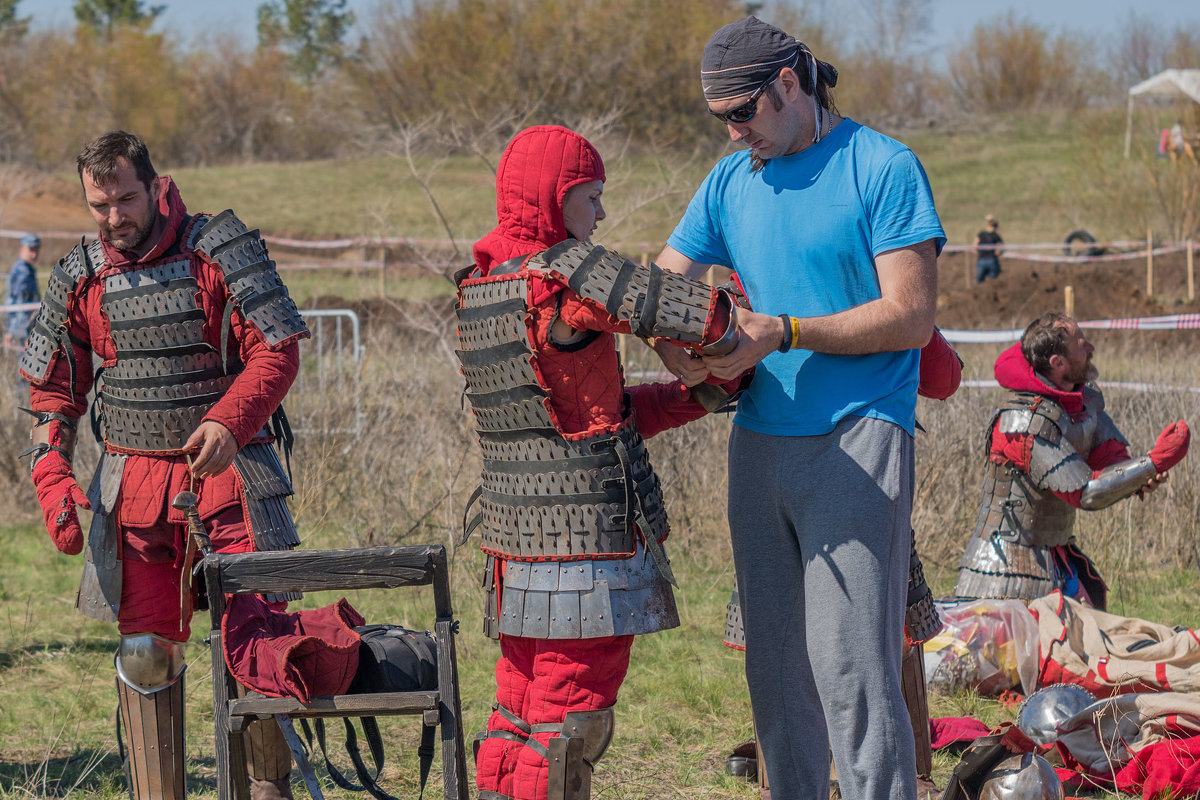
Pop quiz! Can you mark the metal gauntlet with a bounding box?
[1079,455,1156,510]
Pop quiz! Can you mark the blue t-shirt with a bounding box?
[667,119,945,436]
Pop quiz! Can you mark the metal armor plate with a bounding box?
[485,543,679,639]
[98,258,235,452]
[457,273,669,561]
[191,210,309,348]
[531,240,713,344]
[234,441,302,602]
[19,239,103,383]
[953,527,1061,601]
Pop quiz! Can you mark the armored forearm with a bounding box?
[1079,455,1157,510]
[20,411,79,473]
[533,239,739,354]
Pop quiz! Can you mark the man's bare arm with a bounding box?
[702,239,939,379]
[654,245,711,280]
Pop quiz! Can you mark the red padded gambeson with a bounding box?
[27,177,301,639]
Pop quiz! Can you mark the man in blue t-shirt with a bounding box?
[652,16,944,800]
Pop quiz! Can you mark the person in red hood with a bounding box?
[457,125,748,800]
[954,312,1190,608]
[18,131,308,800]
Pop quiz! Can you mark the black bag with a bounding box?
[350,624,438,694]
[300,624,440,800]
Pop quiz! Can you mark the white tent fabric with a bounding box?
[1124,68,1200,157]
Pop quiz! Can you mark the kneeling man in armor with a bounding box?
[955,312,1190,608]
[19,130,309,799]
[456,125,748,800]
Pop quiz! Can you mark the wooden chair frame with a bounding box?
[203,544,468,800]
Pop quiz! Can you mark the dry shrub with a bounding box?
[287,300,476,552]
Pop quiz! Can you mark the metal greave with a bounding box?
[117,672,187,800]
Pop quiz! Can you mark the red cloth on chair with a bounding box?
[222,594,365,703]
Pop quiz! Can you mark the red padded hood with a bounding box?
[994,342,1086,417]
[473,125,605,275]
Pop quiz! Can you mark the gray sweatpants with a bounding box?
[729,416,916,800]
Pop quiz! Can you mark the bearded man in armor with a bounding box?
[954,312,1190,608]
[18,130,309,800]
[456,125,748,800]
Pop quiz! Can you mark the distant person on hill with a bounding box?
[457,124,749,800]
[649,15,944,800]
[974,214,1003,283]
[17,130,309,800]
[1168,120,1194,161]
[5,232,41,350]
[954,312,1190,609]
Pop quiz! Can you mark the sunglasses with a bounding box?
[708,70,782,125]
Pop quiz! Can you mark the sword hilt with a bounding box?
[171,491,214,558]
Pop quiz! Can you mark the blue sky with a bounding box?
[24,0,1200,56]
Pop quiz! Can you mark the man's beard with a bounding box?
[1065,358,1098,386]
[105,218,152,252]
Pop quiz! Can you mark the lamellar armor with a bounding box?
[20,210,308,620]
[954,388,1128,601]
[457,240,733,640]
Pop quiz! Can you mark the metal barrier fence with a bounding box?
[293,308,364,437]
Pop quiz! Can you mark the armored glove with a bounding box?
[31,452,90,555]
[1148,420,1190,473]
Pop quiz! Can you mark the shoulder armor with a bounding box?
[995,393,1065,444]
[531,239,714,344]
[995,393,1089,491]
[1093,411,1129,450]
[192,210,309,349]
[18,239,103,383]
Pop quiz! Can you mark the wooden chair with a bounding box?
[202,544,469,800]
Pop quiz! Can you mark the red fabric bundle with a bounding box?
[222,594,365,703]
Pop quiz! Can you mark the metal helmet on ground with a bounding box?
[1016,683,1095,745]
[978,753,1063,800]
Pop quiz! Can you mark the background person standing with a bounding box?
[974,214,1003,283]
[5,232,41,350]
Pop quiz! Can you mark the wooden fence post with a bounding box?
[965,231,973,288]
[1188,240,1195,302]
[379,248,388,299]
[1146,229,1154,297]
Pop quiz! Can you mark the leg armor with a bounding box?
[115,634,187,800]
[237,684,293,799]
[477,704,616,800]
[901,644,933,780]
[546,707,616,800]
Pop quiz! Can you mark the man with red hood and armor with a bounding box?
[455,124,748,800]
[954,312,1190,608]
[19,130,308,800]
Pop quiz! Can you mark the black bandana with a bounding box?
[701,16,837,102]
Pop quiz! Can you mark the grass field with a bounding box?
[161,108,1177,252]
[2,324,1198,799]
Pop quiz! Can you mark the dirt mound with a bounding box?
[935,249,1197,331]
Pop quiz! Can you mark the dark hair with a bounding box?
[76,130,157,189]
[1020,312,1074,376]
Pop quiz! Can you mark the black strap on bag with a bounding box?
[295,624,440,800]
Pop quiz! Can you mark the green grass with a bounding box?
[3,515,1196,798]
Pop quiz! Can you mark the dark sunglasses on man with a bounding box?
[708,68,784,125]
